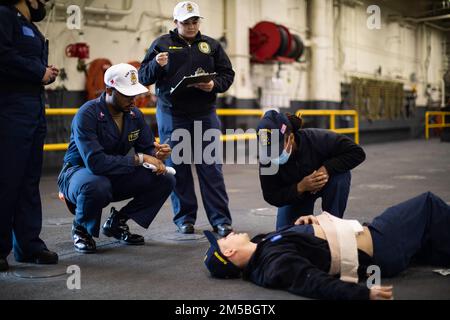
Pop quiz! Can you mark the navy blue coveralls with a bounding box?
[259,129,366,230]
[57,93,175,237]
[244,192,450,299]
[0,6,50,261]
[139,29,235,228]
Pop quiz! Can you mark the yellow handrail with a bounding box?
[45,108,79,116]
[295,109,359,144]
[44,108,264,117]
[43,136,258,151]
[44,143,69,151]
[425,111,450,140]
[43,108,359,151]
[140,108,266,116]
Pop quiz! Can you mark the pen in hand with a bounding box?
[154,48,169,67]
[155,137,171,160]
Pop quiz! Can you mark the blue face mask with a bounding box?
[271,149,291,166]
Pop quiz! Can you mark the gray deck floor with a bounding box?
[1,139,449,300]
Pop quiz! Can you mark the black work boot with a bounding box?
[214,224,233,237]
[0,257,9,272]
[178,223,195,234]
[16,249,59,264]
[72,223,96,253]
[102,208,144,245]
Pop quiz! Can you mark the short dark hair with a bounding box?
[286,113,303,132]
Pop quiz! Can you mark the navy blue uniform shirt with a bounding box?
[138,29,235,115]
[0,5,47,89]
[63,93,156,176]
[243,227,372,300]
[259,129,366,207]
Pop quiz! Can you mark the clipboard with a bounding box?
[170,72,217,96]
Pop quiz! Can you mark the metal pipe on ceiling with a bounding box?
[408,14,450,23]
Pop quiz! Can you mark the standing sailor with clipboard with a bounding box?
[139,1,235,237]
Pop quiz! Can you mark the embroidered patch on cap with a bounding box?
[130,71,138,85]
[258,129,271,146]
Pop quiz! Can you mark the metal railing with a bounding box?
[43,108,359,151]
[425,111,450,140]
[295,109,359,144]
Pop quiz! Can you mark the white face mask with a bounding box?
[271,149,291,166]
[271,133,294,166]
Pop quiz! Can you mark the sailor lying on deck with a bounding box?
[203,192,450,300]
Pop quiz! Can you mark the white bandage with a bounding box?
[316,212,363,283]
[137,153,144,165]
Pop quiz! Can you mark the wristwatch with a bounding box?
[137,153,144,165]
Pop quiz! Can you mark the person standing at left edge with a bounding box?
[139,2,235,237]
[0,0,59,272]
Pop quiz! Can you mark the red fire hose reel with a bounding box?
[65,42,90,72]
[250,21,304,63]
[65,42,90,60]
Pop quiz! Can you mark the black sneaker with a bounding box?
[102,207,144,245]
[72,224,96,253]
[0,257,8,272]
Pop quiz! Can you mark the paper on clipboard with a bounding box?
[170,72,217,96]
